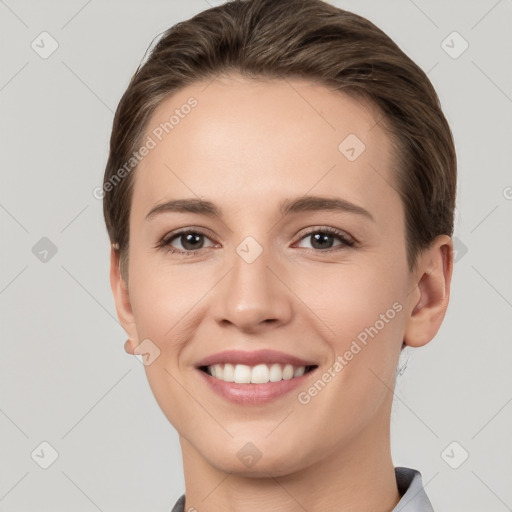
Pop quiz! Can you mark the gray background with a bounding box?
[1,0,511,510]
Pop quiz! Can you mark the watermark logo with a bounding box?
[237,442,263,468]
[32,237,58,263]
[338,133,366,162]
[133,338,161,366]
[441,441,469,469]
[441,31,469,59]
[31,31,59,59]
[452,236,468,263]
[236,236,264,264]
[31,441,59,469]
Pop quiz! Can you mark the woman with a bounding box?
[102,0,455,510]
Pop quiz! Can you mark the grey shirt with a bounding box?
[171,466,434,511]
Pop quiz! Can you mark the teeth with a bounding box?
[206,363,309,383]
[223,363,235,382]
[293,366,305,377]
[269,363,282,382]
[233,364,251,383]
[251,364,270,384]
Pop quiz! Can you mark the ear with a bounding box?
[110,245,138,355]
[403,235,454,348]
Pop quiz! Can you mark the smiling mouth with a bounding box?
[199,363,318,384]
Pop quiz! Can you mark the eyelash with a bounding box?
[155,226,355,256]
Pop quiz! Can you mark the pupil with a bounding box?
[312,233,333,249]
[183,233,203,250]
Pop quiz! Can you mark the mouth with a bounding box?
[194,349,320,404]
[198,363,318,384]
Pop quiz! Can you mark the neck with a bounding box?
[179,414,401,512]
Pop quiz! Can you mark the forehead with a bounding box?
[131,75,400,222]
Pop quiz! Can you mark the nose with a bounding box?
[211,242,294,334]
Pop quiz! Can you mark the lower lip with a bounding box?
[196,368,316,405]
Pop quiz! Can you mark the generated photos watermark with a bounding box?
[297,301,403,404]
[93,96,198,200]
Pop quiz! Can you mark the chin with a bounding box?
[197,437,315,478]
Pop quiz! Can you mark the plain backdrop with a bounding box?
[1,0,511,510]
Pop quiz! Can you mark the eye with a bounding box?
[156,229,217,255]
[295,227,355,252]
[156,226,355,256]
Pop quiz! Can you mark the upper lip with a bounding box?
[195,349,317,368]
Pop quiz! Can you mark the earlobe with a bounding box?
[109,246,139,345]
[124,338,136,355]
[403,235,453,348]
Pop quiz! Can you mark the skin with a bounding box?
[110,74,453,512]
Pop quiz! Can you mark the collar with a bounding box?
[171,466,434,512]
[393,467,434,511]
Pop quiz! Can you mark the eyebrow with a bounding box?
[145,195,374,222]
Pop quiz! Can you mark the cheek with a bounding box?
[128,251,212,341]
[302,257,405,337]
[302,258,407,396]
[287,265,406,448]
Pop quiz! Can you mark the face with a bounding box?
[112,75,446,476]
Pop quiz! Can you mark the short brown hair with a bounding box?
[102,0,456,281]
